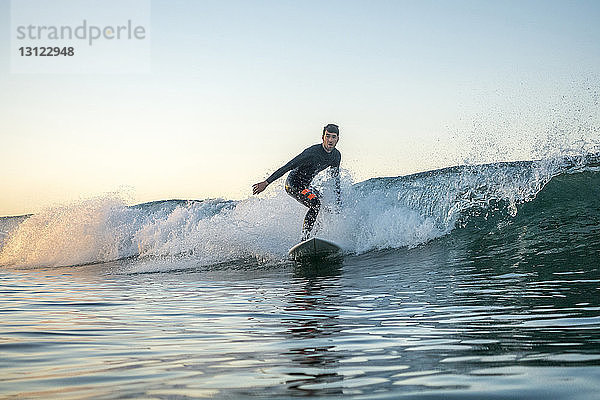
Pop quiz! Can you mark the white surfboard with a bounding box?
[288,237,342,260]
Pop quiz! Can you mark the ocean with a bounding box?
[1,153,599,399]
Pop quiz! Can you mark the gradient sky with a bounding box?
[1,0,599,216]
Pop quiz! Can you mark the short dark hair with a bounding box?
[323,123,339,136]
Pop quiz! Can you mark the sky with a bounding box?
[1,0,599,216]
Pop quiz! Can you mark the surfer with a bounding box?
[253,123,342,240]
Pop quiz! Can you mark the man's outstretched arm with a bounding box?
[253,181,269,195]
[252,149,308,195]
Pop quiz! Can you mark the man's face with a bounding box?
[322,130,339,152]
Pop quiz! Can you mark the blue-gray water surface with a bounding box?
[2,240,599,399]
[2,161,600,399]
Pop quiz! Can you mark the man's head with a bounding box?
[322,123,339,153]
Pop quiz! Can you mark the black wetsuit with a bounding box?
[266,144,341,239]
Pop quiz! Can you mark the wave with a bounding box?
[1,153,599,269]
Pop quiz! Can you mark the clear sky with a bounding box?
[1,0,599,216]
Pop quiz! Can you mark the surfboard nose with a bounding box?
[288,237,342,260]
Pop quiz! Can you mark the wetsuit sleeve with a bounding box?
[265,149,310,184]
[332,152,342,208]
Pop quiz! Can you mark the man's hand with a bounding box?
[252,181,269,195]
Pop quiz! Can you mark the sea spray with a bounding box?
[0,197,134,267]
[1,153,599,269]
[134,193,303,263]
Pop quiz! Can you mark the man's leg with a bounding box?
[285,185,321,240]
[299,188,321,240]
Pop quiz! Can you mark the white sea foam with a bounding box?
[0,197,136,268]
[0,151,596,270]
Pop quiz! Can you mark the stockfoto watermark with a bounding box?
[11,0,151,74]
[15,19,147,46]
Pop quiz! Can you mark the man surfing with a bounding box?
[253,123,342,241]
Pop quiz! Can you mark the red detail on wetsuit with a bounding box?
[301,189,310,195]
[307,193,316,200]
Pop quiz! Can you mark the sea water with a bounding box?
[1,154,600,399]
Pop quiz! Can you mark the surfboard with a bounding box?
[288,237,342,260]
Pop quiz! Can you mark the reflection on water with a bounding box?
[1,241,599,399]
[286,258,344,396]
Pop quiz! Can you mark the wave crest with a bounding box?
[1,153,599,269]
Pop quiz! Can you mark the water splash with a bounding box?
[2,151,597,270]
